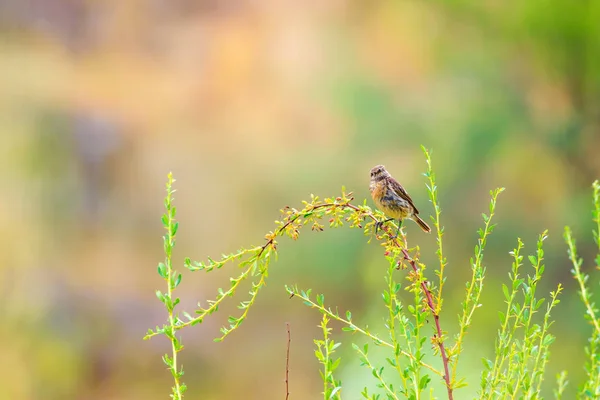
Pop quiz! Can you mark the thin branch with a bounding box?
[258,198,359,258]
[287,286,443,377]
[162,173,184,399]
[401,248,453,400]
[565,227,600,334]
[354,345,400,400]
[286,322,291,400]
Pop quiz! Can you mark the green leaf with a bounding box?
[173,273,182,288]
[317,293,325,306]
[502,284,510,301]
[528,255,537,266]
[498,311,505,323]
[482,357,493,370]
[330,387,342,399]
[158,262,167,278]
[535,298,545,310]
[543,335,556,346]
[162,353,173,366]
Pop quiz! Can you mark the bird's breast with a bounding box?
[372,184,411,219]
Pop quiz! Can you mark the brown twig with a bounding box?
[258,197,359,258]
[347,202,453,399]
[285,322,291,400]
[350,204,453,396]
[401,247,453,400]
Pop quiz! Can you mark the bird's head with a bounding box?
[370,165,389,181]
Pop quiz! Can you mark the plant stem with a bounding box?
[288,286,443,377]
[402,248,453,400]
[286,322,291,400]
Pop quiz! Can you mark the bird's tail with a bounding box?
[413,215,431,233]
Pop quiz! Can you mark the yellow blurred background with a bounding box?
[1,0,599,399]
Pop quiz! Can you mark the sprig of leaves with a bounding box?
[315,315,343,400]
[156,173,186,399]
[285,285,442,377]
[563,180,600,398]
[422,146,447,314]
[450,187,504,388]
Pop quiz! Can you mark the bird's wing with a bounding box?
[389,179,420,214]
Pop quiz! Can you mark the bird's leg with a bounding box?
[390,219,403,239]
[375,218,394,235]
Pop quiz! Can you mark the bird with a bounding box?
[369,164,431,237]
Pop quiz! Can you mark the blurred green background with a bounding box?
[1,0,600,399]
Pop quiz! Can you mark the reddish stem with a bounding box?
[401,248,453,400]
[285,322,291,400]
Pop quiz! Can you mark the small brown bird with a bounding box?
[369,164,431,237]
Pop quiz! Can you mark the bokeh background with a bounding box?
[1,1,600,399]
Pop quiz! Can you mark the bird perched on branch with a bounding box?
[369,164,431,237]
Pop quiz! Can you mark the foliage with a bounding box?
[145,151,600,399]
[563,180,600,398]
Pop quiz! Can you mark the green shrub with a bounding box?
[145,148,600,400]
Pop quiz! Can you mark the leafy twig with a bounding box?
[353,343,399,400]
[285,286,442,377]
[315,315,342,400]
[157,173,186,399]
[450,188,504,388]
[422,146,448,315]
